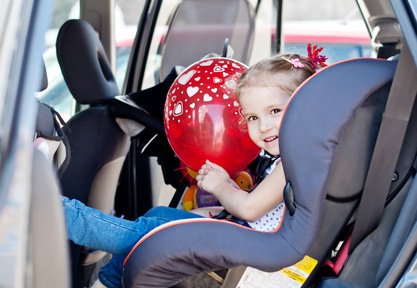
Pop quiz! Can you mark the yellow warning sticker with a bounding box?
[236,255,318,288]
[295,255,318,274]
[279,255,318,283]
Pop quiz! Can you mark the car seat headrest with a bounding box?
[122,58,397,287]
[35,102,70,176]
[39,57,48,92]
[36,101,56,137]
[56,19,119,105]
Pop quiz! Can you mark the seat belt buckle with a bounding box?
[324,235,352,275]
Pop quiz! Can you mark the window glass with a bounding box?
[37,0,144,120]
[115,0,146,89]
[248,0,276,65]
[0,0,27,173]
[282,0,374,64]
[37,0,79,120]
[142,0,276,89]
[141,0,182,89]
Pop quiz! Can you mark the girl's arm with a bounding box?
[196,160,285,221]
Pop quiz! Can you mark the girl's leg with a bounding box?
[97,254,125,288]
[63,197,191,255]
[98,206,203,288]
[143,205,203,219]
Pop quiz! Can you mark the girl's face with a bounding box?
[239,86,290,156]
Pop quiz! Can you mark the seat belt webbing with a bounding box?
[349,44,417,252]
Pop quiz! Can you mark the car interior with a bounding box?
[2,0,417,287]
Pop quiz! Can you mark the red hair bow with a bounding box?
[307,43,328,70]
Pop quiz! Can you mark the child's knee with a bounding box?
[143,206,170,218]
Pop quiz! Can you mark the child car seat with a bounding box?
[56,19,135,210]
[56,18,181,286]
[121,58,398,287]
[56,19,148,287]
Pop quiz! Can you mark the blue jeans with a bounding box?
[62,197,202,288]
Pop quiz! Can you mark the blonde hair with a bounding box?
[235,54,315,99]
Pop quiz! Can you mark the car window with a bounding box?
[114,1,146,89]
[282,0,374,64]
[142,0,278,89]
[37,0,144,121]
[36,0,79,120]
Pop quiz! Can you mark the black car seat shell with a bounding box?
[121,58,397,287]
[56,19,119,105]
[56,19,138,210]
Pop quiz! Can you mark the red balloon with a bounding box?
[164,57,261,175]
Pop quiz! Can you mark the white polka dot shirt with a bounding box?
[247,158,285,232]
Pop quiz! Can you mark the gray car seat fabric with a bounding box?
[36,102,56,138]
[316,178,411,288]
[377,179,417,285]
[159,0,255,81]
[289,64,404,287]
[315,77,417,288]
[122,58,397,287]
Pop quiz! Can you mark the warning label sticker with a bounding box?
[236,255,318,288]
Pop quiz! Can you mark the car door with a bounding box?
[0,0,70,287]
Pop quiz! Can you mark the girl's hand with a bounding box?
[196,160,231,195]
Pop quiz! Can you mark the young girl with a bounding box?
[63,52,321,287]
[196,54,316,230]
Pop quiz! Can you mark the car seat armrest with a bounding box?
[122,219,305,287]
[109,98,164,134]
[114,95,143,110]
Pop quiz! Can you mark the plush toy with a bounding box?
[181,167,255,211]
[234,170,255,191]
